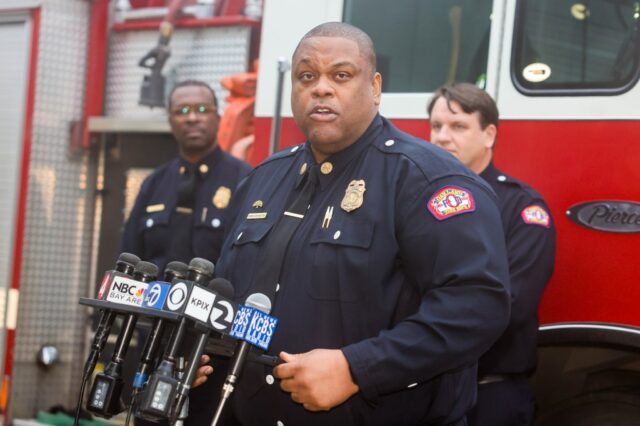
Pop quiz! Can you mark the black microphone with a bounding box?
[132,261,189,392]
[171,278,235,423]
[134,258,214,421]
[87,261,158,418]
[82,253,140,381]
[211,292,272,426]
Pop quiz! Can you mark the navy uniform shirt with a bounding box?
[477,163,556,377]
[121,146,251,271]
[216,115,510,426]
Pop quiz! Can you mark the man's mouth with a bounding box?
[309,106,337,121]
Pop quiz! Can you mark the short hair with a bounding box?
[427,82,499,129]
[168,79,218,109]
[292,22,377,76]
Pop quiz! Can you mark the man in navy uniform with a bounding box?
[428,82,556,425]
[121,80,251,272]
[121,80,251,426]
[197,23,510,425]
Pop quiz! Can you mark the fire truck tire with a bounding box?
[535,390,640,425]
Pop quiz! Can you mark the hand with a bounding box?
[192,354,214,388]
[273,349,359,411]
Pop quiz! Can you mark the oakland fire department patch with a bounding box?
[427,186,476,220]
[521,205,550,227]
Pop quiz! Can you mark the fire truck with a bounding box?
[0,0,638,423]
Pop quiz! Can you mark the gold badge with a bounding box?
[252,200,264,208]
[341,180,366,212]
[179,166,186,175]
[320,162,333,175]
[213,186,231,209]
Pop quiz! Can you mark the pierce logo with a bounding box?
[106,276,149,307]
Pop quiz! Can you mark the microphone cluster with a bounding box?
[77,253,279,425]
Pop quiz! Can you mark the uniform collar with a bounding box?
[480,161,507,183]
[177,145,223,178]
[296,114,383,190]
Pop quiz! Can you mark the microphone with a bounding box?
[171,278,235,423]
[82,253,140,382]
[135,258,214,422]
[87,261,159,418]
[132,261,189,391]
[211,292,272,426]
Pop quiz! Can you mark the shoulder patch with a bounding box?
[521,204,550,228]
[427,186,476,220]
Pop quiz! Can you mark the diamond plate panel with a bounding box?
[105,25,252,119]
[9,0,92,418]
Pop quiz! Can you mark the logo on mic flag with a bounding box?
[142,282,170,309]
[230,306,278,350]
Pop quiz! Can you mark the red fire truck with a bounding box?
[0,0,638,423]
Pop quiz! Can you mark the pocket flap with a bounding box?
[232,221,274,246]
[310,219,374,249]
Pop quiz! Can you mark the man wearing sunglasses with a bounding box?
[121,80,251,426]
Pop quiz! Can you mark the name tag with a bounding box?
[247,212,268,220]
[146,204,165,213]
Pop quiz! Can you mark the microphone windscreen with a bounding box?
[117,252,140,267]
[188,257,214,276]
[134,261,159,278]
[165,261,189,279]
[245,293,271,314]
[207,278,234,299]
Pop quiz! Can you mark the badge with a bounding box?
[521,205,550,228]
[427,186,475,220]
[213,186,231,209]
[320,162,333,175]
[252,200,264,208]
[341,180,366,212]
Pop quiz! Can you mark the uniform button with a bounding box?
[277,422,284,426]
[291,145,299,152]
[236,232,243,240]
[211,218,221,228]
[199,164,209,174]
[146,218,154,228]
[385,139,395,146]
[497,175,507,182]
[299,162,308,175]
[179,166,186,175]
[320,162,333,175]
[265,374,275,385]
[333,230,341,240]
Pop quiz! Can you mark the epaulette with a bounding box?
[254,143,305,169]
[493,172,544,200]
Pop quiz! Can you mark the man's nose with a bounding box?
[312,75,334,97]
[431,127,450,145]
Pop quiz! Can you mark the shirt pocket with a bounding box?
[308,217,374,302]
[141,210,171,260]
[193,212,226,263]
[226,220,274,298]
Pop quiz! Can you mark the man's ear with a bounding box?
[484,124,497,149]
[372,72,382,106]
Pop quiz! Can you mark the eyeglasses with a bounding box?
[171,104,217,117]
